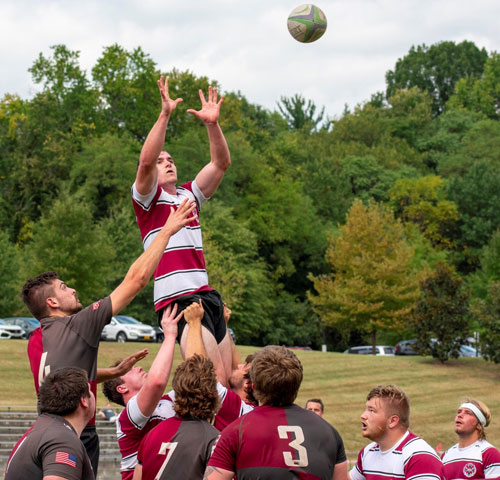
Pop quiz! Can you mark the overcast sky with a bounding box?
[2,0,500,118]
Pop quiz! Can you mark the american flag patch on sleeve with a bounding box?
[92,300,101,311]
[55,451,77,468]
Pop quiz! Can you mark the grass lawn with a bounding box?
[1,339,499,458]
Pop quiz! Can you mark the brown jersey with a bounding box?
[27,296,112,424]
[5,413,94,480]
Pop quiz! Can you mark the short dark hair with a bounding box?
[367,385,410,428]
[21,271,59,320]
[173,355,219,421]
[39,367,90,416]
[250,346,303,407]
[306,398,324,412]
[102,360,126,407]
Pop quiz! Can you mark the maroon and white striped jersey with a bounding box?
[350,430,444,480]
[208,404,346,479]
[137,416,219,480]
[132,180,212,311]
[441,439,500,479]
[116,393,175,480]
[214,382,255,431]
[27,296,112,426]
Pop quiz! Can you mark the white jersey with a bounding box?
[442,439,500,479]
[350,430,444,480]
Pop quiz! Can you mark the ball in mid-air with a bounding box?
[287,4,327,43]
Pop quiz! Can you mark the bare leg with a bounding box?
[180,325,228,386]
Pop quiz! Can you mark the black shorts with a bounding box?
[80,424,99,476]
[157,290,227,344]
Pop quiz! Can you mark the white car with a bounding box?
[343,345,395,356]
[101,315,156,343]
[0,319,26,340]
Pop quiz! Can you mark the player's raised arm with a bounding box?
[109,199,196,315]
[136,75,183,195]
[188,86,231,198]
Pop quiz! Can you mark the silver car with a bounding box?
[101,315,156,343]
[0,319,26,339]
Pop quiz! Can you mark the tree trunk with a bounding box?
[372,329,377,355]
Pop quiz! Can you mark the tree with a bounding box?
[470,282,500,363]
[277,93,325,131]
[448,52,500,119]
[389,175,459,249]
[411,263,470,363]
[0,230,23,315]
[447,160,500,271]
[20,190,115,308]
[386,41,488,115]
[308,199,420,351]
[92,44,159,141]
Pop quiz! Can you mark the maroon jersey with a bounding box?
[137,416,219,480]
[132,180,212,312]
[441,440,500,479]
[208,404,346,479]
[27,296,112,426]
[214,383,255,431]
[117,393,176,480]
[5,413,94,480]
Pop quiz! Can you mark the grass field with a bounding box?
[1,339,499,456]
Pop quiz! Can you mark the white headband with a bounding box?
[460,402,487,426]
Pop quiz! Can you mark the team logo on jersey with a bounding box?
[92,301,101,311]
[463,463,476,477]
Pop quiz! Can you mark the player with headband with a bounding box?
[441,398,500,479]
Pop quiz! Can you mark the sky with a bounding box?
[1,0,500,119]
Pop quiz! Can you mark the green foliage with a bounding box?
[389,175,459,249]
[412,263,470,363]
[20,190,115,308]
[0,230,23,315]
[277,93,326,131]
[449,52,500,119]
[470,282,500,363]
[386,40,488,115]
[447,160,500,270]
[309,200,420,347]
[92,44,160,141]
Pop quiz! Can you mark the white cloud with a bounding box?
[1,0,500,117]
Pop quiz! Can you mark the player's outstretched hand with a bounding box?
[187,86,223,125]
[161,303,183,338]
[113,348,149,376]
[184,300,204,327]
[158,75,183,117]
[164,198,197,236]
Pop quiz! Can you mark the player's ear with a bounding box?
[388,414,400,429]
[117,384,128,395]
[46,296,58,309]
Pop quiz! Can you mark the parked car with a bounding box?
[343,345,395,356]
[395,339,418,356]
[101,315,156,343]
[458,344,481,357]
[0,319,25,340]
[1,317,40,339]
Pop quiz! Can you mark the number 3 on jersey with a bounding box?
[277,425,309,467]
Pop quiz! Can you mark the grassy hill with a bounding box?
[1,340,499,458]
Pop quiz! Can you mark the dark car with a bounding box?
[394,339,418,355]
[1,317,40,339]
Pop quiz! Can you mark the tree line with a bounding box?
[1,40,499,360]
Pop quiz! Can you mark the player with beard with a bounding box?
[349,385,444,480]
[441,398,500,479]
[21,199,196,476]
